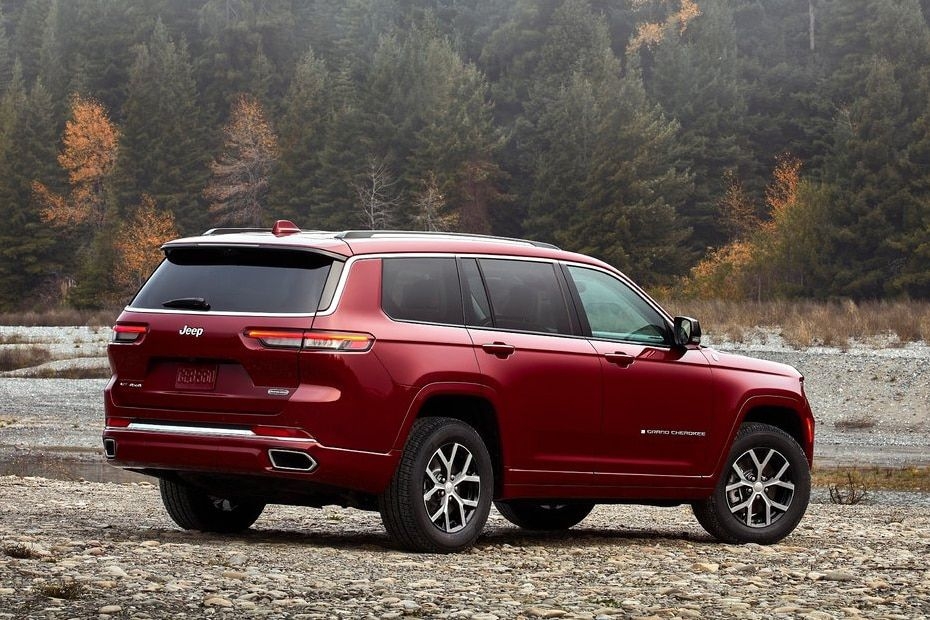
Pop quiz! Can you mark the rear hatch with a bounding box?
[109,244,342,416]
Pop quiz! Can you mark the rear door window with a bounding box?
[381,257,464,325]
[477,259,573,335]
[130,246,336,313]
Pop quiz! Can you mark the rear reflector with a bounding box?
[245,329,373,352]
[252,425,314,440]
[112,324,147,343]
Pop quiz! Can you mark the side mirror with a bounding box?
[673,316,702,347]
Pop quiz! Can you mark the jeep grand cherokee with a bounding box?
[103,221,815,552]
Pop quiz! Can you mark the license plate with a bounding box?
[175,365,217,391]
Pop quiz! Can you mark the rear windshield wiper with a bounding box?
[162,297,211,311]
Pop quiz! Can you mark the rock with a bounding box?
[204,596,233,607]
[692,562,720,573]
[103,566,129,579]
[98,605,122,614]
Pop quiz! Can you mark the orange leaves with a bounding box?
[204,94,278,226]
[719,170,759,239]
[765,154,802,222]
[114,194,177,290]
[34,95,119,229]
[685,155,808,300]
[628,0,703,53]
[686,240,754,299]
[58,95,120,186]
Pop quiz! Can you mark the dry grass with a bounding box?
[2,543,41,559]
[0,308,116,327]
[38,580,83,600]
[813,466,930,492]
[828,471,870,505]
[0,346,52,371]
[29,366,111,379]
[834,415,877,430]
[659,298,930,347]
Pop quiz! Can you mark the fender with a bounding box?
[709,393,809,483]
[390,381,501,453]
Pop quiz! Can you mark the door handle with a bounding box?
[604,352,635,367]
[482,342,516,358]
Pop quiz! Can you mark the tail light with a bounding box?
[252,425,315,440]
[245,329,374,352]
[112,324,148,343]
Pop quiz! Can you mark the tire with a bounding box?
[692,422,810,544]
[379,417,493,553]
[495,500,594,531]
[159,478,265,533]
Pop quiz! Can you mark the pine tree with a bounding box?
[118,19,208,234]
[642,0,752,249]
[269,47,333,225]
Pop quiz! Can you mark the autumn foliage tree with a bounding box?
[114,194,177,292]
[684,155,830,300]
[32,94,119,229]
[204,94,279,227]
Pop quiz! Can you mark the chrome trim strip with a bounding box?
[121,422,314,442]
[123,306,320,318]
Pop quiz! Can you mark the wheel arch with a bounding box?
[742,406,805,451]
[393,383,504,496]
[712,395,814,481]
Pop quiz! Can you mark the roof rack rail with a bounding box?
[203,227,269,235]
[335,230,560,250]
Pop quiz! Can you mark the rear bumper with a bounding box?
[101,425,398,494]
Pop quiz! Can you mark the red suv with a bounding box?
[104,221,814,552]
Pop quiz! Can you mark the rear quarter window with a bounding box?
[130,246,336,313]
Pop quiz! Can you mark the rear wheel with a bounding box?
[692,423,810,544]
[495,500,594,530]
[159,478,265,533]
[379,417,493,553]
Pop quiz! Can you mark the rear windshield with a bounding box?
[130,246,335,313]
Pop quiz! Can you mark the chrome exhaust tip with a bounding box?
[103,438,117,459]
[268,449,317,472]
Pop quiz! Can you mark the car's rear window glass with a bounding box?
[382,258,464,325]
[130,246,335,313]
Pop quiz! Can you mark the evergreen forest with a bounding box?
[0,0,929,309]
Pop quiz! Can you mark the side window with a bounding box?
[382,258,464,325]
[478,259,573,335]
[567,266,669,345]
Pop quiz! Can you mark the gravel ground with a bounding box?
[1,476,928,620]
[1,329,929,618]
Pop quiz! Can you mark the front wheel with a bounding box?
[495,501,594,530]
[159,479,265,533]
[379,417,493,553]
[692,423,810,544]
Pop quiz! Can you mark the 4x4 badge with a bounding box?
[178,325,204,337]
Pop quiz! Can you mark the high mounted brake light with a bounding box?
[112,324,147,343]
[245,329,374,352]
